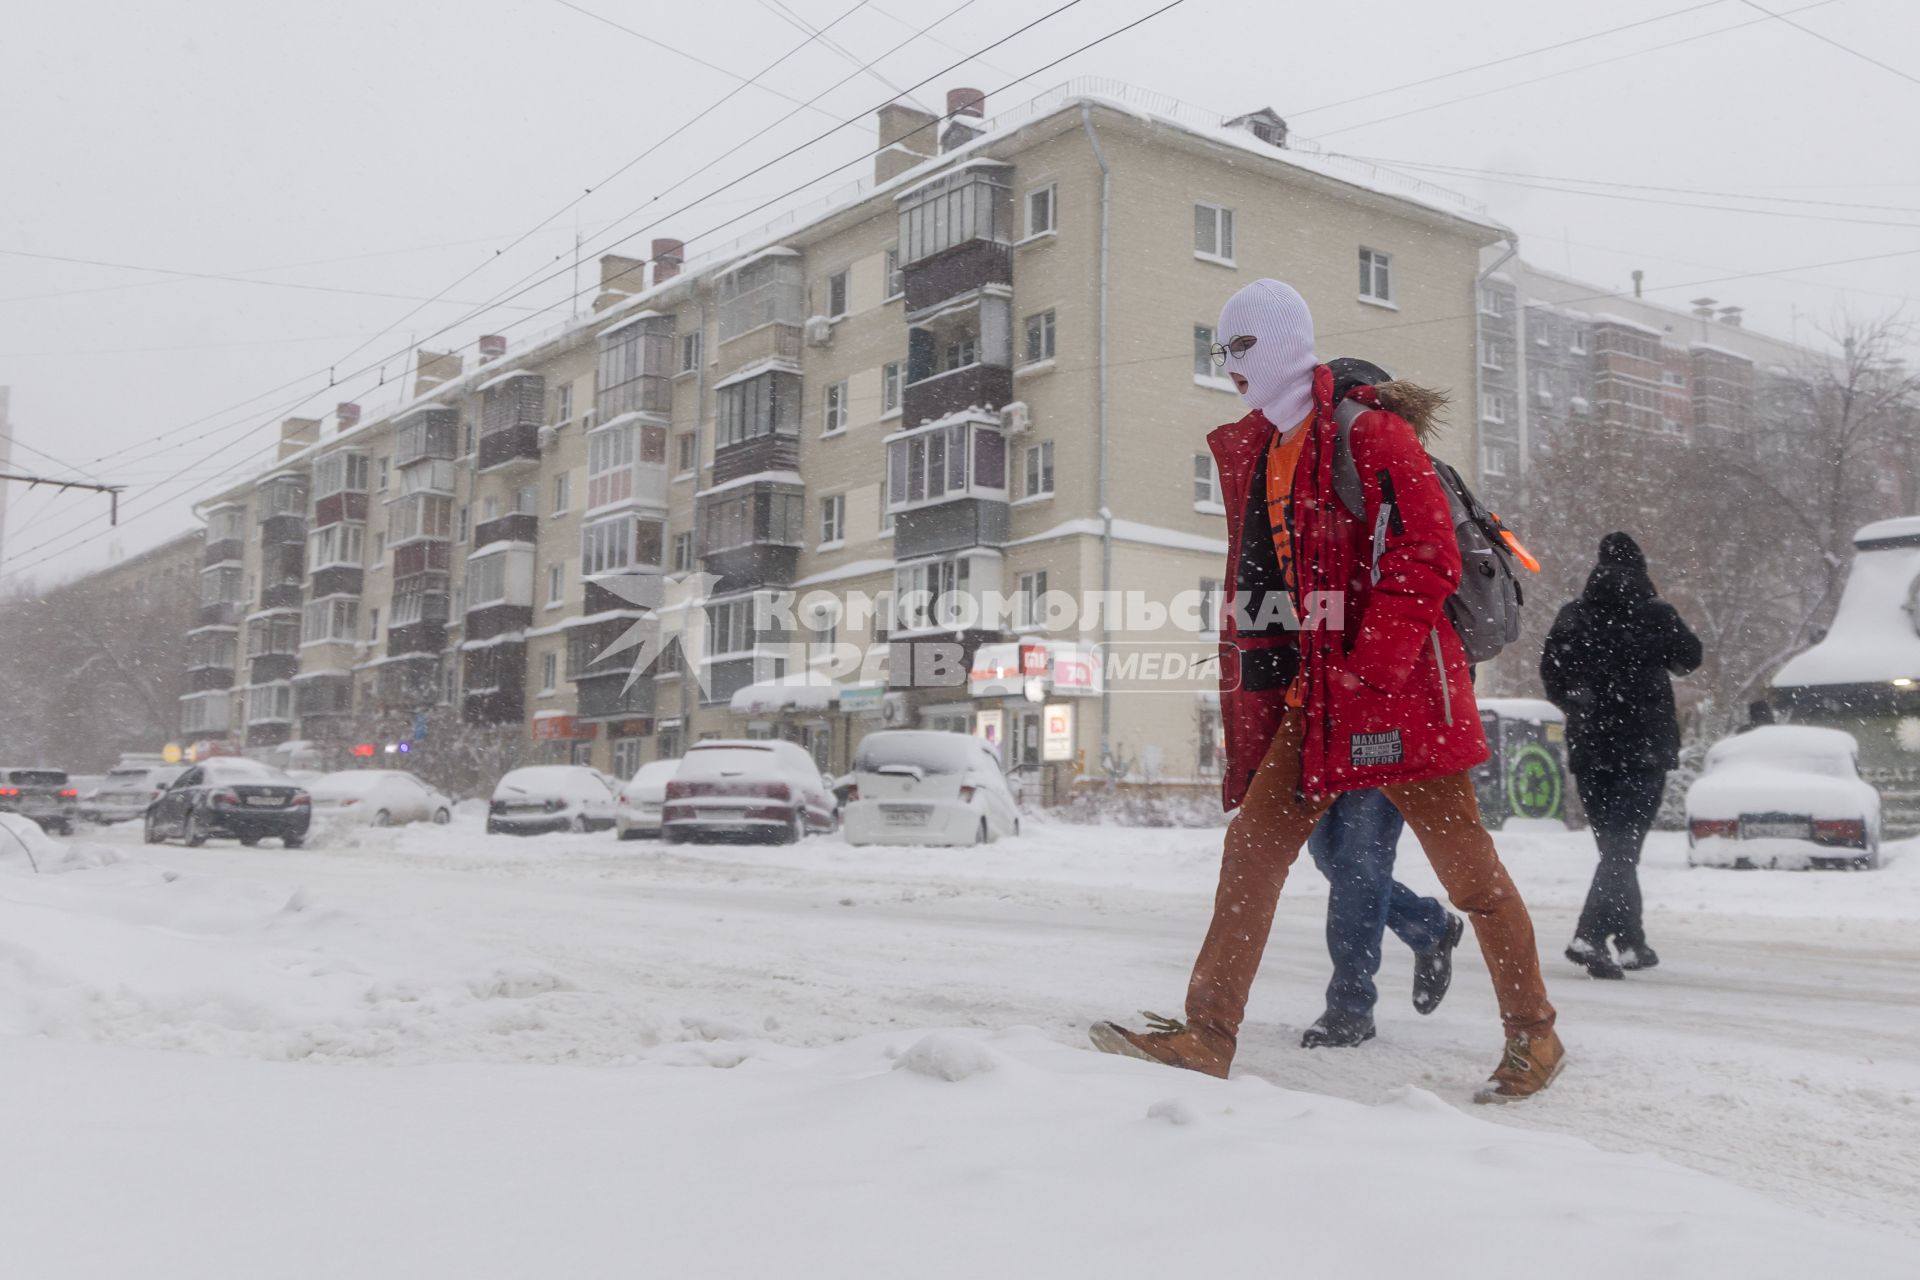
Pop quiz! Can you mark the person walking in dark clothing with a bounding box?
[1540,533,1702,979]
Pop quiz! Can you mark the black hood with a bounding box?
[1583,532,1655,609]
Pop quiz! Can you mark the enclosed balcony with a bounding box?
[305,521,365,600]
[463,543,535,642]
[716,251,803,372]
[198,564,244,629]
[596,311,673,422]
[896,161,1013,313]
[710,365,801,485]
[388,572,451,657]
[203,504,246,567]
[477,371,545,472]
[394,407,459,466]
[584,417,669,514]
[374,652,442,712]
[258,541,305,611]
[902,295,1013,427]
[185,626,238,693]
[387,493,453,548]
[245,610,301,685]
[885,412,1010,559]
[462,640,527,726]
[293,671,353,725]
[698,479,804,594]
[310,451,370,527]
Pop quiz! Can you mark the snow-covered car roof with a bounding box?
[854,731,983,773]
[200,759,294,783]
[494,766,610,798]
[1704,725,1859,768]
[309,770,425,794]
[679,740,820,782]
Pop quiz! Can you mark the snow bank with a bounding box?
[2,1026,1911,1278]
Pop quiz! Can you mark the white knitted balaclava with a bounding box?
[1217,278,1316,428]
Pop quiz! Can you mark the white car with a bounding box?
[486,766,618,835]
[661,740,836,845]
[1686,725,1881,870]
[82,764,186,823]
[307,770,453,827]
[615,759,682,840]
[842,731,1021,847]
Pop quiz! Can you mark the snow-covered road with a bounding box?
[2,813,1916,1275]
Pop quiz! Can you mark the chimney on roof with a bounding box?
[478,335,507,364]
[594,253,648,313]
[652,238,685,285]
[1690,297,1718,321]
[336,402,361,433]
[1718,306,1744,329]
[277,416,321,461]
[1631,269,1644,299]
[413,349,463,397]
[941,87,987,152]
[875,100,939,184]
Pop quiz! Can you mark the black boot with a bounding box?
[1411,913,1465,1015]
[1565,937,1625,979]
[1300,1009,1377,1049]
[1615,941,1660,971]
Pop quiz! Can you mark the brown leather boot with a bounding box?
[1088,1013,1234,1079]
[1473,1029,1566,1104]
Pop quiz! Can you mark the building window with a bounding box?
[671,530,694,573]
[512,483,537,516]
[1480,339,1502,370]
[680,329,703,373]
[368,606,381,641]
[1536,371,1554,402]
[596,317,671,419]
[823,381,849,434]
[547,561,565,607]
[716,256,805,342]
[895,556,974,631]
[552,472,570,514]
[716,370,801,447]
[374,532,385,558]
[1194,203,1235,263]
[455,506,468,543]
[467,553,512,608]
[1479,286,1505,316]
[312,452,369,499]
[1571,328,1588,355]
[707,598,757,657]
[612,738,644,779]
[1479,393,1507,424]
[676,433,697,474]
[1024,441,1054,498]
[886,420,1006,511]
[884,247,902,299]
[820,494,845,545]
[1359,247,1393,303]
[587,420,666,508]
[1023,310,1056,365]
[1026,184,1056,237]
[881,362,902,415]
[826,269,848,318]
[540,652,558,695]
[1193,324,1217,379]
[701,489,804,553]
[1015,570,1048,629]
[553,382,573,425]
[1481,446,1508,478]
[1193,453,1221,507]
[376,458,390,493]
[1198,577,1222,633]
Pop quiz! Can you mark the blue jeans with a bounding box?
[1307,789,1452,1018]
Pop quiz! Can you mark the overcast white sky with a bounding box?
[3,0,1917,584]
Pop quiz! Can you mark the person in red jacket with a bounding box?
[1091,279,1563,1103]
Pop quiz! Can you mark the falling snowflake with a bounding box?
[1897,717,1920,753]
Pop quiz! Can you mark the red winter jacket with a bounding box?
[1208,365,1487,810]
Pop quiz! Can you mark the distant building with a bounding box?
[178,79,1504,794]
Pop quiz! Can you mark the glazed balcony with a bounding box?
[902,239,1012,314]
[477,372,545,473]
[473,511,538,550]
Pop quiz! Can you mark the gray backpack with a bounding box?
[1331,397,1524,664]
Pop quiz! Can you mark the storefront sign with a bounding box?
[531,714,596,742]
[975,708,1004,756]
[1042,703,1075,762]
[838,684,887,715]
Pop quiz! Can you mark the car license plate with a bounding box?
[1742,818,1810,839]
[245,795,281,808]
[883,806,930,827]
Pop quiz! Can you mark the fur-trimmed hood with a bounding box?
[1325,356,1448,442]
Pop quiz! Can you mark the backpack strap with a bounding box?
[1331,397,1367,518]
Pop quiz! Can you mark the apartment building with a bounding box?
[179,79,1504,792]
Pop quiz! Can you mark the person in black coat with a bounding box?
[1540,532,1702,979]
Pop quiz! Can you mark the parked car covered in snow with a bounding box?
[842,731,1020,847]
[81,764,187,824]
[308,770,453,826]
[1686,726,1881,870]
[661,740,836,845]
[615,759,681,840]
[143,758,311,848]
[0,766,79,835]
[486,766,617,835]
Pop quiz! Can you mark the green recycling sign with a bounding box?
[1506,743,1564,821]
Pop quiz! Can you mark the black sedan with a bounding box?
[144,758,312,848]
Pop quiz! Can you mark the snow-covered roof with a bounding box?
[730,672,841,715]
[1706,725,1860,766]
[475,367,539,393]
[596,309,667,339]
[1591,313,1665,337]
[893,156,1015,203]
[1772,528,1920,689]
[710,358,803,393]
[696,469,804,499]
[1687,342,1754,363]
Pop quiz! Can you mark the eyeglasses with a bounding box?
[1209,335,1258,368]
